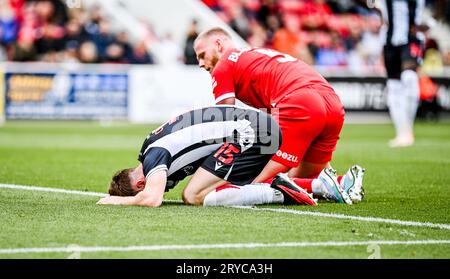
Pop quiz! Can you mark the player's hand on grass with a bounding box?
[96,195,145,206]
[97,196,120,205]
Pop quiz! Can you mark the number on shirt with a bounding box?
[214,143,240,164]
[254,48,297,63]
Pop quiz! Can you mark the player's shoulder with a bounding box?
[212,48,251,77]
[140,145,171,165]
[220,47,253,63]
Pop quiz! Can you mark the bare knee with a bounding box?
[182,188,205,206]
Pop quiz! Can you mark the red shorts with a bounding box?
[271,85,345,168]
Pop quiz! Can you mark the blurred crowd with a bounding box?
[1,0,449,72]
[0,0,154,63]
[199,0,450,74]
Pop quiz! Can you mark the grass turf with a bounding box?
[0,120,449,258]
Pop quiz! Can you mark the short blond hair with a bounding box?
[194,27,231,45]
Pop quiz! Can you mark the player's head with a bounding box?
[109,167,146,196]
[194,27,235,73]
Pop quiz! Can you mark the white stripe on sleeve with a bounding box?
[215,92,236,103]
[145,165,168,180]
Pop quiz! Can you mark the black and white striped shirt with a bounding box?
[137,106,279,191]
[380,0,425,46]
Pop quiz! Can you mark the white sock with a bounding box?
[400,70,419,135]
[387,79,409,138]
[203,183,284,206]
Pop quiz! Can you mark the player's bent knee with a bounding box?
[182,189,204,206]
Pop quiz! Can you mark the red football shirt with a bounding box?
[211,48,334,109]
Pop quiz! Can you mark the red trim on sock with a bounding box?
[291,178,313,193]
[262,177,274,184]
[215,184,240,192]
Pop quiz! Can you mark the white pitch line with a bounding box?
[1,183,450,230]
[232,206,450,230]
[0,240,449,254]
[0,183,107,197]
[0,183,183,203]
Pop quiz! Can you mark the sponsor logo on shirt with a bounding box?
[276,150,299,163]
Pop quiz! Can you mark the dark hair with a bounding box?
[108,168,137,196]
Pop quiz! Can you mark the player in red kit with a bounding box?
[194,27,365,204]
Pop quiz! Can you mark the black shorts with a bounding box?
[384,38,423,79]
[201,111,282,186]
[201,142,275,185]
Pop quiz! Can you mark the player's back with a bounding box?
[229,48,333,108]
[138,106,279,191]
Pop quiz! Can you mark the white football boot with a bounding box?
[318,168,352,205]
[340,165,365,203]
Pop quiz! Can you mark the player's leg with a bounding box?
[292,91,355,204]
[257,169,353,204]
[387,77,407,143]
[385,45,402,142]
[254,91,353,204]
[288,89,344,179]
[288,161,330,179]
[255,91,327,182]
[396,41,422,146]
[183,139,283,206]
[385,44,419,147]
[397,68,419,146]
[252,159,290,183]
[387,44,421,147]
[202,182,285,206]
[203,174,317,206]
[187,131,316,206]
[182,167,288,206]
[182,167,227,205]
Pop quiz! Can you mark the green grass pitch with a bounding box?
[0,120,449,259]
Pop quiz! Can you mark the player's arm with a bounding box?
[252,160,290,183]
[216,97,235,105]
[212,58,236,106]
[97,170,167,207]
[132,170,167,207]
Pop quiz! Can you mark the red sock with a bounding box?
[291,178,313,193]
[261,177,313,193]
[264,174,342,193]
